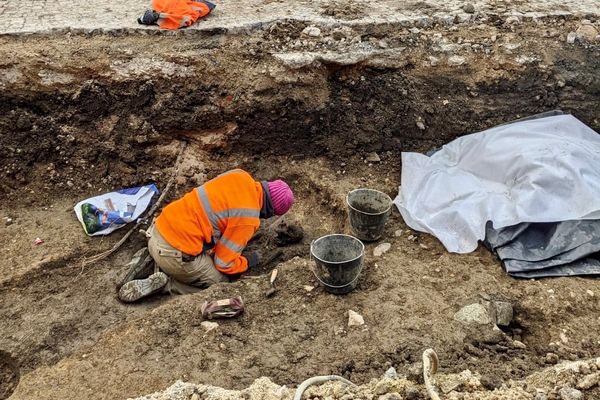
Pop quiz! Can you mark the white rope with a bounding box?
[293,375,354,400]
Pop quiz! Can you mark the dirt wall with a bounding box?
[1,21,599,202]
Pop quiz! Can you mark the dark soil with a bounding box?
[0,351,19,400]
[1,27,599,203]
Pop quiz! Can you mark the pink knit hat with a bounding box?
[267,180,294,215]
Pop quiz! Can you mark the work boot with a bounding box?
[116,247,155,291]
[118,272,168,303]
[137,9,160,25]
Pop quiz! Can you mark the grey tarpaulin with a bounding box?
[484,221,600,278]
[396,111,600,278]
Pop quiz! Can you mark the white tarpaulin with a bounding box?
[395,114,600,253]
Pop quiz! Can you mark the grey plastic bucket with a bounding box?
[346,188,393,241]
[310,234,364,295]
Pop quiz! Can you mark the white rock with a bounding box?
[577,372,600,390]
[492,300,513,326]
[303,285,315,292]
[448,55,466,66]
[566,32,577,44]
[586,289,594,297]
[505,16,521,25]
[437,370,480,394]
[515,55,537,65]
[559,387,583,400]
[348,310,365,327]
[385,367,398,378]
[502,42,521,51]
[575,24,599,42]
[200,321,219,332]
[373,242,392,257]
[453,303,493,325]
[394,229,403,237]
[302,26,321,37]
[560,332,569,343]
[377,40,389,49]
[416,121,426,130]
[366,152,381,163]
[512,340,527,349]
[428,56,440,66]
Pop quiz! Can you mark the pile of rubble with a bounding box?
[133,357,600,400]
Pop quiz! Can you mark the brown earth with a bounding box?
[0,351,19,400]
[1,14,600,400]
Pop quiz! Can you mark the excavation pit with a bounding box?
[1,18,600,400]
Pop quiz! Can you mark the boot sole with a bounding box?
[116,248,155,291]
[118,272,168,303]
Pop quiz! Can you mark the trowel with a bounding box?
[265,268,278,298]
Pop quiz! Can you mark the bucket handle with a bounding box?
[310,240,364,289]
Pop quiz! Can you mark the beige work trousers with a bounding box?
[147,225,228,295]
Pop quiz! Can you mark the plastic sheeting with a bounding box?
[395,114,600,255]
[74,184,159,236]
[484,221,600,278]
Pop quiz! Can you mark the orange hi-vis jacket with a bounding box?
[155,169,262,274]
[152,0,213,30]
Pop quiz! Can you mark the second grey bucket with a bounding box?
[346,188,392,241]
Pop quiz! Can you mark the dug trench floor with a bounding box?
[1,14,600,400]
[2,150,600,400]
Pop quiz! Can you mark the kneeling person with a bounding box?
[119,169,294,302]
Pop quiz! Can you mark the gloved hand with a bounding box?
[243,251,261,269]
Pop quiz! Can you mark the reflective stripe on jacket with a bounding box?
[155,169,262,274]
[152,0,214,30]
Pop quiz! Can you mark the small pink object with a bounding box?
[201,297,244,319]
[34,238,44,245]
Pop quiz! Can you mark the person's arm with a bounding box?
[212,224,256,274]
